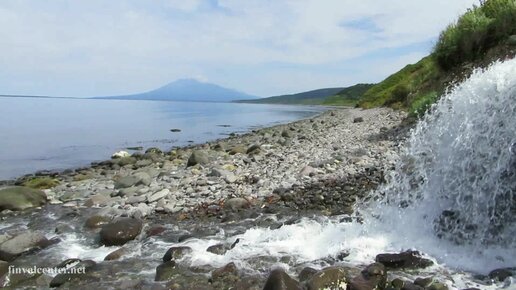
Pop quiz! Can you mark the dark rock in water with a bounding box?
[155,261,199,282]
[0,186,47,211]
[298,267,318,282]
[375,250,433,269]
[307,266,352,290]
[0,260,8,277]
[263,268,303,290]
[353,117,364,123]
[170,129,181,132]
[84,215,111,229]
[348,263,387,290]
[210,265,240,289]
[397,281,424,290]
[55,223,74,234]
[336,251,350,260]
[489,267,516,281]
[99,218,143,246]
[126,146,143,151]
[207,243,228,255]
[104,248,125,261]
[145,147,163,155]
[163,246,192,262]
[0,232,49,261]
[146,225,166,237]
[413,277,433,288]
[187,150,210,167]
[49,260,96,288]
[217,124,231,127]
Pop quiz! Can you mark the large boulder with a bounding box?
[0,186,47,211]
[99,218,143,246]
[263,268,303,290]
[114,172,151,189]
[0,232,49,261]
[187,150,209,167]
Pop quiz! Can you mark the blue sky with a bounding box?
[0,0,478,97]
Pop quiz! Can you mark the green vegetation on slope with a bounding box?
[236,88,344,105]
[434,0,516,70]
[322,83,374,106]
[358,0,516,116]
[237,84,374,106]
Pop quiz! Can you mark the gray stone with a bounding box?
[187,150,210,167]
[0,186,47,211]
[83,194,111,207]
[0,232,48,261]
[147,189,170,203]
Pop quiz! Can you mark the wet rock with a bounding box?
[163,246,193,262]
[115,156,137,166]
[349,263,386,290]
[489,267,515,281]
[413,277,433,288]
[211,262,238,282]
[49,260,96,288]
[170,129,181,132]
[298,267,317,282]
[146,225,166,237]
[145,147,163,155]
[84,215,111,229]
[307,266,352,290]
[99,218,143,246]
[187,150,210,167]
[224,197,250,211]
[155,261,179,281]
[104,248,125,261]
[375,250,433,269]
[0,260,8,277]
[0,232,49,261]
[55,223,74,234]
[0,186,47,211]
[263,268,303,290]
[207,243,228,255]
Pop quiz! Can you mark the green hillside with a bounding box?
[237,84,374,106]
[236,88,344,105]
[358,0,516,116]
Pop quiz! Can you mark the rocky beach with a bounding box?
[0,107,510,289]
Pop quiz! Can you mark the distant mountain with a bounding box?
[97,79,257,102]
[236,87,345,105]
[236,84,375,106]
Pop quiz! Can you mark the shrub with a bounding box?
[434,0,516,70]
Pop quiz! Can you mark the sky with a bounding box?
[0,0,479,98]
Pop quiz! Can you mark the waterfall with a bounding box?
[366,57,515,252]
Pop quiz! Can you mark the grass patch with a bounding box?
[409,91,439,117]
[358,56,440,109]
[22,177,60,189]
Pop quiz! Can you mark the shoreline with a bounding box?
[0,107,422,289]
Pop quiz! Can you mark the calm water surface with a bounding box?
[0,97,326,180]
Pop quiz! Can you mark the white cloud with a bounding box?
[0,0,478,97]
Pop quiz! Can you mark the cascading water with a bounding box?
[369,57,516,248]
